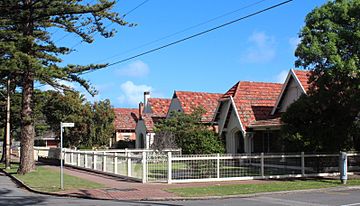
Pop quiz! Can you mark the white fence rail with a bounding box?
[62,149,181,182]
[38,148,360,184]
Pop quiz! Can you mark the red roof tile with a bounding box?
[147,98,171,117]
[293,69,312,91]
[225,81,283,128]
[113,108,138,130]
[174,91,222,122]
[248,116,282,128]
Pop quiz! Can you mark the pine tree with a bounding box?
[0,0,131,174]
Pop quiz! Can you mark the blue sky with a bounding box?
[46,0,327,108]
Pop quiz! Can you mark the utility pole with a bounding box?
[5,77,11,169]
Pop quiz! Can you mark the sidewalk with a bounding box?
[44,165,271,201]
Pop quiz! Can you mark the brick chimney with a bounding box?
[144,91,150,108]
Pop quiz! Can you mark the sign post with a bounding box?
[60,122,74,190]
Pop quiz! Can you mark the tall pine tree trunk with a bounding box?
[17,0,36,175]
[17,72,35,174]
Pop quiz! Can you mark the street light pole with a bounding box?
[60,122,64,190]
[60,122,74,190]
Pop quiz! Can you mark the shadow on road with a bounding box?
[0,197,46,206]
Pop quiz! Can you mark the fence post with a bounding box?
[167,151,172,184]
[217,153,220,179]
[93,152,97,170]
[127,152,132,177]
[261,152,264,177]
[77,152,80,166]
[142,151,147,183]
[84,153,88,168]
[71,151,74,165]
[301,152,305,176]
[114,153,118,174]
[103,152,107,172]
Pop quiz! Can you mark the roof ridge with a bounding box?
[238,81,283,85]
[175,90,223,95]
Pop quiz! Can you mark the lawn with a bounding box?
[0,163,105,192]
[166,178,360,197]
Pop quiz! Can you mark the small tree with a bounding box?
[154,107,224,154]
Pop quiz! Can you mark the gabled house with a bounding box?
[112,108,138,147]
[135,92,172,149]
[214,69,311,154]
[167,91,223,124]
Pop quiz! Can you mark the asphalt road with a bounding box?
[1,172,360,206]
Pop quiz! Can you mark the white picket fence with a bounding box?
[62,149,181,182]
[61,149,360,184]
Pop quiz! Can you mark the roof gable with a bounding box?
[271,69,312,115]
[173,91,222,122]
[225,81,283,129]
[113,108,138,130]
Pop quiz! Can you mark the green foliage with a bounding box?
[154,107,224,154]
[42,90,114,148]
[282,0,360,152]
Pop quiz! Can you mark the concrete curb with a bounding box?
[1,168,360,202]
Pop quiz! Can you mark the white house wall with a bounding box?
[278,77,305,112]
[224,108,247,153]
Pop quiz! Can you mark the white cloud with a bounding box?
[289,37,301,51]
[241,31,276,63]
[275,70,289,83]
[117,81,153,106]
[116,60,150,77]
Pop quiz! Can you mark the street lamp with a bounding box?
[60,122,74,190]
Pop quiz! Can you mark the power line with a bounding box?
[80,0,293,75]
[94,0,268,64]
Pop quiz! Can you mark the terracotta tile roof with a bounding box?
[224,81,283,128]
[174,91,223,122]
[147,98,171,117]
[248,116,282,128]
[293,69,312,91]
[113,108,138,130]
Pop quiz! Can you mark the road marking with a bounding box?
[340,203,360,206]
[249,196,328,206]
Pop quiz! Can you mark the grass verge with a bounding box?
[166,178,360,197]
[0,163,104,192]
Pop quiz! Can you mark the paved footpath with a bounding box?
[44,165,270,200]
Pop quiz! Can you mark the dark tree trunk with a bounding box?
[17,72,35,174]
